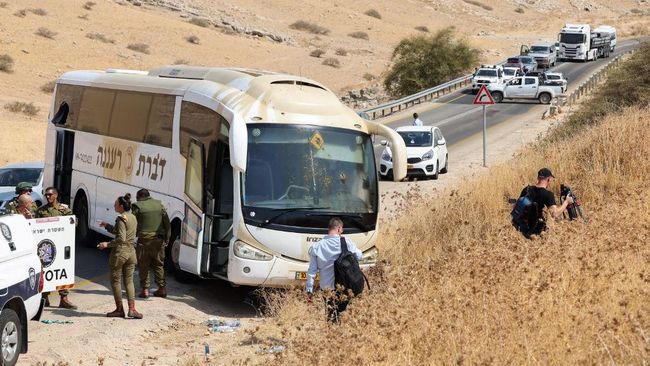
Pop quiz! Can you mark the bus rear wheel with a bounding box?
[73,196,95,248]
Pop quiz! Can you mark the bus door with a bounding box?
[180,139,205,274]
[53,130,75,205]
[201,140,233,278]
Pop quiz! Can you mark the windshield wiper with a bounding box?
[305,212,371,231]
[250,207,331,227]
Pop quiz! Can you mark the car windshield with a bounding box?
[243,124,377,214]
[546,75,560,80]
[560,33,586,44]
[506,58,520,64]
[530,46,549,52]
[504,69,516,76]
[398,131,432,147]
[0,168,41,186]
[520,57,534,63]
[475,69,498,77]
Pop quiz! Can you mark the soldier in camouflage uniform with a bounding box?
[132,189,171,298]
[3,181,37,216]
[35,187,78,310]
[97,193,143,319]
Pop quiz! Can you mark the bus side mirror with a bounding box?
[229,115,247,172]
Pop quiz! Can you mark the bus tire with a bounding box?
[0,308,22,366]
[73,195,94,247]
[169,232,198,284]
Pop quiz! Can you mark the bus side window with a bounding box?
[78,88,114,135]
[53,84,83,129]
[109,91,151,142]
[144,95,174,148]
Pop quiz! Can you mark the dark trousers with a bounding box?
[325,291,349,324]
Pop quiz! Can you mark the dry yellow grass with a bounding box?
[253,66,650,364]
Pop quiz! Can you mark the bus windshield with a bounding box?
[243,124,378,220]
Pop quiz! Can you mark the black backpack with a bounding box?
[334,237,369,296]
[511,186,539,234]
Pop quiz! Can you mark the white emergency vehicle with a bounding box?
[0,214,75,366]
[0,215,43,366]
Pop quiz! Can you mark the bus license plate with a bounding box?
[295,272,318,280]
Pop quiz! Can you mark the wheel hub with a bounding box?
[2,321,18,362]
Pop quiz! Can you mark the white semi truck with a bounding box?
[558,23,615,62]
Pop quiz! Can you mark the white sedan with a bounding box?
[379,126,448,180]
[0,161,45,210]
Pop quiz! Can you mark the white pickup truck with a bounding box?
[1,214,75,366]
[487,76,565,104]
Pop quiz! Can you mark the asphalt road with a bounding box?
[384,39,640,145]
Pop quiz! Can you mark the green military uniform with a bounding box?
[3,196,37,217]
[132,197,170,289]
[36,203,73,297]
[105,212,138,302]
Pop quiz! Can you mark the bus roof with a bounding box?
[58,66,361,131]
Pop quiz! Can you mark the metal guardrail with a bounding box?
[360,73,474,120]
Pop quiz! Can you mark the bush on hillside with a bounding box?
[127,43,150,54]
[185,35,200,45]
[364,9,382,19]
[86,32,115,43]
[415,25,429,33]
[290,20,330,35]
[310,49,325,58]
[4,101,40,116]
[384,27,478,98]
[189,17,210,28]
[348,31,369,40]
[335,48,348,56]
[35,27,57,39]
[0,54,14,73]
[40,80,56,94]
[83,1,96,10]
[322,57,341,68]
[29,8,47,16]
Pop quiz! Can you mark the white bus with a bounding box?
[43,66,407,286]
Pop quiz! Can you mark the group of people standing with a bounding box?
[3,183,170,320]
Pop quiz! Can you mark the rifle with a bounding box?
[560,184,587,223]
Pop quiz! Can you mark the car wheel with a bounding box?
[1,309,22,366]
[440,155,449,174]
[539,93,552,104]
[492,91,504,103]
[432,161,439,180]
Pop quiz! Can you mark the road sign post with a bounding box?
[472,85,495,167]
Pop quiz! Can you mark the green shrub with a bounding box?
[83,1,96,10]
[349,31,369,40]
[335,48,348,56]
[0,54,14,73]
[29,8,47,16]
[384,27,479,98]
[363,73,376,81]
[364,9,382,19]
[289,20,330,35]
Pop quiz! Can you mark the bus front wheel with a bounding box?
[169,233,198,284]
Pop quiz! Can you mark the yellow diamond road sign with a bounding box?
[310,131,325,150]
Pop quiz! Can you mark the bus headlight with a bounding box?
[359,246,378,265]
[234,241,273,261]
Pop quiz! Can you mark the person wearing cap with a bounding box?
[36,187,78,310]
[516,168,573,236]
[3,181,37,216]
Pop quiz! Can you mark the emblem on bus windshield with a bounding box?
[310,131,325,150]
[37,239,57,268]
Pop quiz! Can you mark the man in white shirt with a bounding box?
[306,217,362,322]
[412,112,423,126]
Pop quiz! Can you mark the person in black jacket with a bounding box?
[515,168,573,237]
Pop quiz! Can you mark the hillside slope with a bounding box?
[253,46,650,365]
[0,0,648,165]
